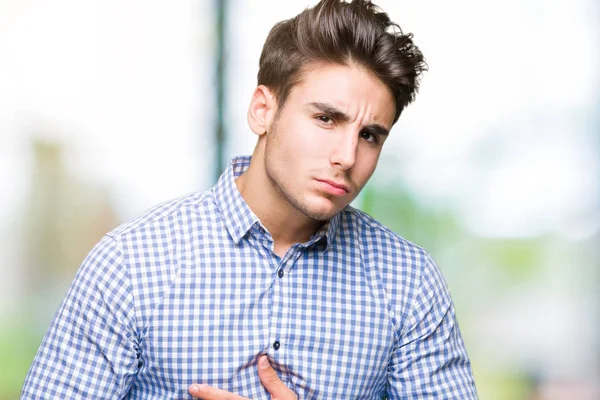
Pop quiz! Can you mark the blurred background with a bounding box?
[0,0,598,398]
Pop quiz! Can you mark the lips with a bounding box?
[316,179,350,195]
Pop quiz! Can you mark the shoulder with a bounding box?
[107,188,217,240]
[339,206,448,327]
[95,188,220,280]
[83,188,219,317]
[341,205,445,288]
[340,205,431,264]
[78,188,216,277]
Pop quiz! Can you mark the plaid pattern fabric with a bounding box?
[22,156,477,399]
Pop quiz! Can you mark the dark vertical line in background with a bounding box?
[215,0,228,182]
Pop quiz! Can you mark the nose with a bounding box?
[329,129,358,171]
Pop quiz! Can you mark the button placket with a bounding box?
[268,253,284,358]
[269,246,305,360]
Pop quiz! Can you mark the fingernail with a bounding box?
[190,384,199,393]
[261,356,269,367]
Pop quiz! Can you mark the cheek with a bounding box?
[278,122,327,159]
[353,151,380,184]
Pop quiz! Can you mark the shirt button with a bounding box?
[258,227,265,234]
[277,269,284,278]
[273,340,280,350]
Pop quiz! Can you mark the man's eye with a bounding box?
[360,131,378,143]
[316,115,333,124]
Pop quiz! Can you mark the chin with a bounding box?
[305,210,336,221]
[302,198,345,221]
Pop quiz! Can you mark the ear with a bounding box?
[247,85,278,137]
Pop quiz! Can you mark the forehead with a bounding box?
[287,62,396,127]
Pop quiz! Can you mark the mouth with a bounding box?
[315,179,350,196]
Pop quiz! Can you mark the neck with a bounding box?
[235,152,323,257]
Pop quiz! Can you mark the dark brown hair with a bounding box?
[257,0,427,124]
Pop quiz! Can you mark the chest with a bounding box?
[135,249,395,399]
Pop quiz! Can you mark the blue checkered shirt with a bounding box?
[23,156,477,399]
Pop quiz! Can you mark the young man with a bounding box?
[23,0,478,399]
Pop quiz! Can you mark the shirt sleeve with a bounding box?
[387,255,478,399]
[22,235,141,399]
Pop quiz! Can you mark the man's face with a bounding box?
[262,62,396,221]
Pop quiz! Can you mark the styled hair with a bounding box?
[257,0,427,124]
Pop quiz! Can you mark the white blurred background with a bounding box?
[0,1,598,398]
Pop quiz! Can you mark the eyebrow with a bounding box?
[308,102,390,137]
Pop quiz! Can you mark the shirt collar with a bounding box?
[213,156,260,244]
[213,156,341,250]
[305,210,341,251]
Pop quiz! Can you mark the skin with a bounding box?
[237,61,396,256]
[188,356,296,400]
[189,62,396,399]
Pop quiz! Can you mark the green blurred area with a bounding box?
[360,181,594,400]
[0,315,43,399]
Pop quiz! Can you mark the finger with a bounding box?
[188,383,249,400]
[257,355,298,399]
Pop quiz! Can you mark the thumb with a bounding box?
[257,355,297,400]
